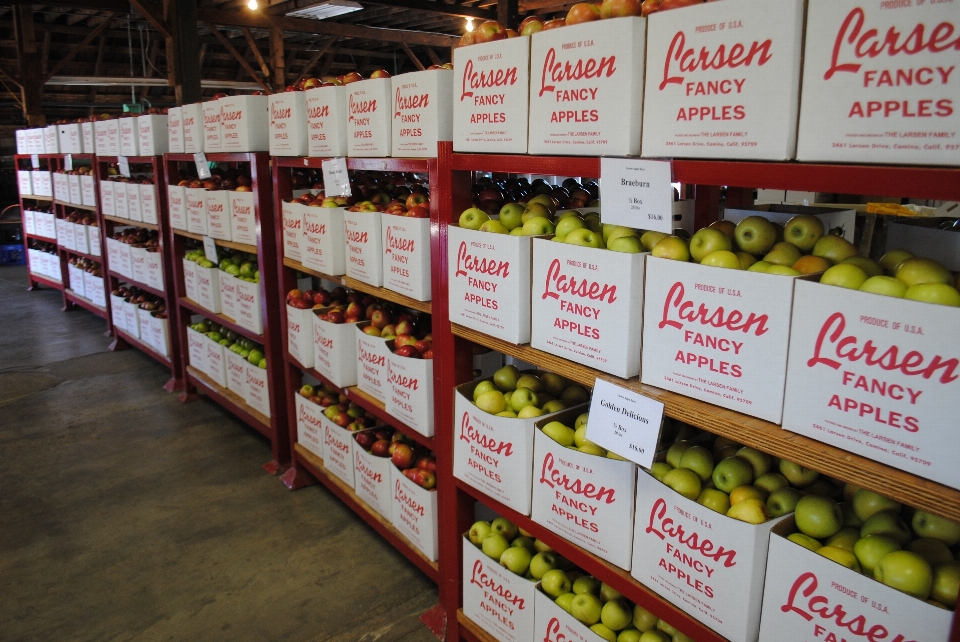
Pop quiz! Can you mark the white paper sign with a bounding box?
[586,379,663,467]
[194,152,211,180]
[203,236,219,264]
[600,157,673,232]
[63,154,73,171]
[117,156,131,177]
[30,154,39,169]
[322,158,351,197]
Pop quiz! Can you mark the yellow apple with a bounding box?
[813,235,857,263]
[904,283,960,307]
[860,275,907,298]
[726,498,769,524]
[896,258,953,286]
[842,256,882,277]
[820,264,869,290]
[700,250,742,269]
[689,227,732,263]
[763,241,802,267]
[479,219,510,234]
[766,265,802,276]
[640,230,669,252]
[737,252,757,269]
[651,236,690,262]
[879,249,914,274]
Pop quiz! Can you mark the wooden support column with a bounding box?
[497,0,519,30]
[269,24,285,91]
[13,5,43,125]
[166,0,201,104]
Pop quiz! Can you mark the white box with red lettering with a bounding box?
[632,466,787,642]
[454,37,530,153]
[757,519,952,642]
[269,91,307,157]
[202,100,222,152]
[463,535,536,642]
[75,223,92,255]
[52,173,68,204]
[81,175,97,208]
[531,238,644,378]
[195,264,221,314]
[225,349,247,394]
[84,271,105,307]
[205,190,231,241]
[23,209,36,236]
[182,258,198,301]
[529,17,645,156]
[144,249,163,291]
[344,211,384,286]
[17,170,31,196]
[295,393,325,460]
[113,182,129,218]
[312,309,359,388]
[68,175,82,206]
[81,121,96,154]
[219,272,238,321]
[244,362,270,417]
[68,265,85,296]
[148,314,169,358]
[167,106,184,153]
[281,199,304,262]
[186,187,208,236]
[58,123,83,154]
[346,78,392,157]
[235,279,263,335]
[305,85,348,157]
[381,213,431,301]
[782,281,960,490]
[26,127,45,154]
[391,69,453,157]
[130,246,148,285]
[390,463,438,562]
[32,171,52,197]
[181,103,204,153]
[321,415,357,488]
[86,225,101,257]
[126,181,143,222]
[796,0,960,165]
[119,117,139,156]
[168,184,187,230]
[354,440,392,519]
[286,303,315,368]
[532,409,636,570]
[137,113,168,156]
[641,257,800,424]
[139,183,158,225]
[55,219,72,251]
[386,342,434,437]
[122,299,140,339]
[93,120,109,154]
[186,325,208,374]
[100,180,115,216]
[356,321,391,403]
[110,293,126,332]
[104,119,120,156]
[229,190,257,245]
[219,95,268,152]
[205,335,228,388]
[302,206,347,275]
[44,125,59,154]
[534,585,609,642]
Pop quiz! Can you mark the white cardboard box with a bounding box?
[104,119,120,156]
[356,322,392,403]
[81,122,96,154]
[144,250,163,290]
[146,313,169,357]
[186,187,208,236]
[235,279,263,335]
[205,190,232,241]
[305,85,348,157]
[74,225,90,255]
[295,393,326,460]
[219,272,239,321]
[16,129,26,154]
[94,120,109,155]
[53,173,69,203]
[391,69,453,157]
[321,416,358,488]
[24,210,36,236]
[386,344,434,437]
[531,409,636,570]
[168,185,187,230]
[381,214,431,301]
[113,182,129,219]
[139,184,158,225]
[130,247,148,285]
[391,464,438,562]
[796,0,960,165]
[269,91,308,157]
[205,337,228,388]
[167,106,184,153]
[531,239,644,379]
[84,272,106,307]
[886,217,960,272]
[56,219,73,251]
[354,442,393,519]
[534,584,606,642]
[757,523,952,642]
[138,114,169,156]
[782,280,960,490]
[44,125,59,154]
[34,171,52,197]
[344,211,384,287]
[181,103,204,153]
[119,117,139,156]
[87,226,101,257]
[286,304,315,368]
[187,326,208,374]
[229,190,257,246]
[302,206,347,276]
[68,263,85,297]
[138,312,154,351]
[38,212,57,240]
[27,128,45,154]
[463,535,537,642]
[17,170,32,195]
[632,467,787,642]
[454,37,531,154]
[202,100,222,153]
[219,95,268,152]
[68,175,82,206]
[101,181,115,217]
[312,309,360,388]
[123,300,140,339]
[126,182,143,222]
[244,363,271,417]
[281,200,303,262]
[81,175,96,208]
[180,259,197,300]
[110,293,127,332]
[59,123,83,153]
[346,78,393,157]
[641,257,799,424]
[115,241,133,278]
[529,17,645,156]
[195,264,221,314]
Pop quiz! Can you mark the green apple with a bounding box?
[780,459,819,487]
[879,249,914,274]
[497,410,518,418]
[491,516,519,540]
[727,498,770,524]
[875,551,933,600]
[542,400,566,413]
[841,502,863,528]
[854,534,902,575]
[734,216,778,255]
[499,202,526,230]
[510,228,524,236]
[766,264,802,276]
[473,380,498,400]
[571,592,603,625]
[554,215,586,240]
[512,536,536,554]
[736,252,758,270]
[538,372,564,397]
[534,539,553,553]
[515,374,542,392]
[896,257,952,286]
[541,569,572,597]
[530,551,558,579]
[638,633,670,642]
[459,207,490,230]
[574,425,593,449]
[904,283,960,307]
[601,600,633,631]
[663,468,702,501]
[633,605,658,632]
[499,545,532,575]
[542,421,575,447]
[493,365,520,392]
[907,538,954,566]
[640,231,669,252]
[931,560,960,605]
[578,443,605,456]
[555,592,576,613]
[561,385,590,405]
[689,227,732,263]
[599,582,622,603]
[754,472,789,495]
[678,445,714,482]
[748,260,772,273]
[795,495,843,539]
[712,456,754,493]
[609,236,643,253]
[528,194,558,214]
[651,236,691,262]
[860,510,912,545]
[783,214,825,252]
[584,213,602,233]
[517,405,543,418]
[475,390,507,414]
[860,275,907,298]
[852,489,901,522]
[767,487,803,517]
[912,511,960,546]
[730,485,767,505]
[763,241,803,267]
[700,250,742,269]
[826,526,861,552]
[697,488,731,514]
[736,447,772,478]
[606,226,639,246]
[617,629,643,642]
[572,575,601,595]
[842,255,883,277]
[591,623,617,642]
[480,219,509,234]
[820,263,869,290]
[817,545,862,572]
[657,621,677,636]
[564,228,605,248]
[649,462,672,482]
[510,387,539,412]
[468,520,492,547]
[481,533,510,560]
[788,532,823,552]
[813,234,857,264]
[665,440,692,468]
[521,216,555,236]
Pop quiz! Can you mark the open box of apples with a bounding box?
[391,438,439,560]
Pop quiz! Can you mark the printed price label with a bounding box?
[600,157,674,233]
[63,154,73,171]
[194,152,211,180]
[30,154,39,169]
[585,379,664,468]
[117,156,131,177]
[322,158,351,197]
[203,236,219,264]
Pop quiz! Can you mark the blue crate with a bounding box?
[1,243,25,266]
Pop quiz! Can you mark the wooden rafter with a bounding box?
[292,36,337,85]
[240,27,271,78]
[423,46,441,65]
[128,0,172,37]
[43,15,113,82]
[400,42,424,70]
[205,22,272,93]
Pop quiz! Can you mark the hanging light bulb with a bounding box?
[465,17,475,32]
[248,0,259,9]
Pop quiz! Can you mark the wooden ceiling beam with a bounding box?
[292,35,336,84]
[43,15,113,82]
[400,42,423,70]
[205,21,272,92]
[128,0,172,37]
[241,26,271,77]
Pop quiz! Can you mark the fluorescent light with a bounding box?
[286,0,362,20]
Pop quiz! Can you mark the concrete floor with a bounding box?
[0,266,438,642]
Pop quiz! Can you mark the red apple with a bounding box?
[341,71,364,84]
[333,412,351,427]
[406,193,428,208]
[414,469,436,490]
[566,2,601,24]
[542,18,566,29]
[371,439,391,457]
[375,428,392,441]
[421,350,433,359]
[355,431,377,450]
[505,28,519,37]
[391,443,415,469]
[416,455,436,472]
[320,394,338,407]
[394,345,420,359]
[519,16,544,36]
[395,334,418,349]
[600,0,644,17]
[394,320,415,336]
[414,340,432,355]
[363,325,382,337]
[371,309,392,329]
[474,20,507,43]
[405,205,429,218]
[347,420,366,432]
[659,0,701,9]
[459,32,476,47]
[369,69,392,79]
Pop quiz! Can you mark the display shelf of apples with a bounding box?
[68,256,102,278]
[192,318,266,369]
[784,486,959,609]
[389,438,437,490]
[472,364,591,419]
[184,248,260,283]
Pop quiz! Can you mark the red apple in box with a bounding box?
[566,2,601,24]
[474,20,507,43]
[406,193,428,209]
[394,345,420,359]
[371,439,391,457]
[416,455,436,472]
[414,340,431,355]
[395,334,417,349]
[371,308,392,329]
[412,469,436,490]
[391,443,415,468]
[542,18,565,29]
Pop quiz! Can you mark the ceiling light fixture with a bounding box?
[465,17,475,32]
[285,0,362,20]
[247,0,258,9]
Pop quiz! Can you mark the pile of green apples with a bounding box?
[787,487,959,609]
[651,434,838,525]
[217,250,260,283]
[541,412,629,461]
[470,365,590,419]
[818,248,960,307]
[458,194,602,239]
[190,318,266,368]
[469,516,563,580]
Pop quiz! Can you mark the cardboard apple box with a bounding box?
[27,127,45,154]
[80,122,95,154]
[100,181,115,217]
[205,336,228,388]
[138,311,154,350]
[23,210,35,236]
[117,241,134,278]
[187,325,208,373]
[796,0,960,166]
[356,321,392,402]
[118,117,138,156]
[205,190,232,241]
[81,175,96,208]
[295,393,325,460]
[41,213,57,240]
[391,69,453,157]
[130,246,149,286]
[110,293,126,332]
[385,342,434,437]
[195,264,221,314]
[302,206,347,276]
[224,349,247,395]
[632,466,787,641]
[43,125,59,154]
[462,535,537,642]
[76,224,92,256]
[202,100,222,152]
[344,211,384,286]
[67,222,82,252]
[126,182,143,222]
[305,85,348,157]
[354,440,393,519]
[181,103,204,153]
[453,37,531,154]
[229,190,257,246]
[641,256,800,423]
[244,362,271,417]
[68,175,82,206]
[268,91,308,157]
[87,226,101,257]
[17,170,31,196]
[533,584,610,642]
[219,272,239,321]
[53,173,69,204]
[311,310,358,387]
[144,250,163,290]
[147,313,170,357]
[55,219,72,250]
[34,171,52,197]
[123,300,140,339]
[186,187,208,236]
[15,129,26,154]
[531,238,645,379]
[529,17,645,156]
[782,280,960,490]
[58,123,83,153]
[105,119,120,156]
[105,239,120,275]
[531,409,637,569]
[757,519,952,641]
[286,303,316,368]
[381,213,431,301]
[167,106,183,153]
[113,182,129,219]
[85,272,106,307]
[167,184,187,230]
[281,200,303,262]
[67,264,84,298]
[321,414,359,488]
[390,463,438,562]
[219,95,268,152]
[139,184,158,225]
[234,279,263,335]
[346,78,393,157]
[137,114,168,156]
[94,120,109,155]
[886,216,960,272]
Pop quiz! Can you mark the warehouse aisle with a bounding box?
[0,266,438,642]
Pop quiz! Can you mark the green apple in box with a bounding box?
[344,210,384,287]
[346,78,392,157]
[305,85,347,157]
[462,534,536,642]
[302,206,347,276]
[225,348,247,395]
[218,271,239,321]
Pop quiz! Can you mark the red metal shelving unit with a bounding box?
[16,154,65,296]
